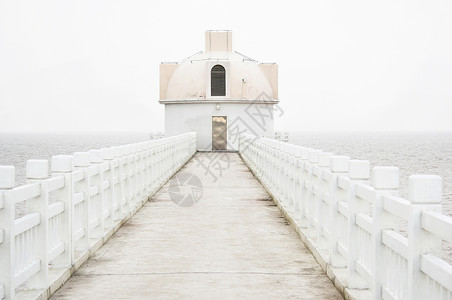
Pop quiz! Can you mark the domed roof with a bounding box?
[160,31,278,103]
[165,51,274,100]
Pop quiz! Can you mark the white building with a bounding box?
[159,30,279,151]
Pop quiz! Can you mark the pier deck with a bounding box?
[52,153,342,299]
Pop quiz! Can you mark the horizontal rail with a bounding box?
[382,195,410,220]
[421,210,452,243]
[73,192,85,206]
[73,170,84,182]
[382,230,408,259]
[14,260,40,288]
[14,213,40,236]
[48,202,64,219]
[356,213,372,233]
[337,176,350,190]
[48,176,65,192]
[421,254,452,291]
[355,183,374,201]
[13,183,41,204]
[48,242,65,262]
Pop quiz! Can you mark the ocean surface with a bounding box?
[289,132,452,217]
[1,132,451,214]
[0,131,451,260]
[0,133,152,185]
[290,131,452,262]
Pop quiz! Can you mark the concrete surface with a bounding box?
[52,153,343,299]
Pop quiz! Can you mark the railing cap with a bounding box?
[110,146,122,158]
[309,150,321,163]
[0,165,15,189]
[101,147,115,160]
[371,166,399,189]
[73,152,90,167]
[408,175,442,204]
[300,147,312,160]
[293,145,303,157]
[26,159,49,179]
[331,155,350,173]
[51,155,74,173]
[89,150,103,163]
[319,152,333,167]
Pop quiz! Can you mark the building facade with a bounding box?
[159,30,279,151]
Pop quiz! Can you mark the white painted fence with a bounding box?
[239,134,452,300]
[0,132,196,299]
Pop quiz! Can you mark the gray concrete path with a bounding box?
[52,153,343,299]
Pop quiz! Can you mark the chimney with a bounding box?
[205,30,232,52]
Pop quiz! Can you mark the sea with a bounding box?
[0,131,451,259]
[289,131,452,217]
[1,132,451,214]
[0,132,152,186]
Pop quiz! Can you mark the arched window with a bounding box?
[211,65,226,96]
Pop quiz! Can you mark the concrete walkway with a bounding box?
[52,153,343,299]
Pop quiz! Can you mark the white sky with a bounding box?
[0,0,451,133]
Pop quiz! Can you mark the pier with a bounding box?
[51,153,342,299]
[0,132,451,300]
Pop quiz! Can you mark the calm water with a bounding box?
[289,132,452,217]
[0,133,152,185]
[1,132,451,214]
[0,132,451,259]
[290,131,452,262]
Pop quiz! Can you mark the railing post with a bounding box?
[141,145,151,201]
[317,152,333,242]
[328,155,349,267]
[148,145,156,195]
[73,152,91,251]
[347,159,371,288]
[25,160,50,288]
[50,155,74,268]
[101,148,116,229]
[274,142,283,201]
[407,175,442,300]
[306,149,320,237]
[297,147,311,228]
[292,146,302,220]
[287,144,297,216]
[0,166,16,300]
[111,148,126,219]
[370,166,399,300]
[89,150,105,237]
[124,146,133,207]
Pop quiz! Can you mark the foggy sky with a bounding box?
[1,0,451,133]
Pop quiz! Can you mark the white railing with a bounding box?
[0,132,196,299]
[239,134,452,300]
